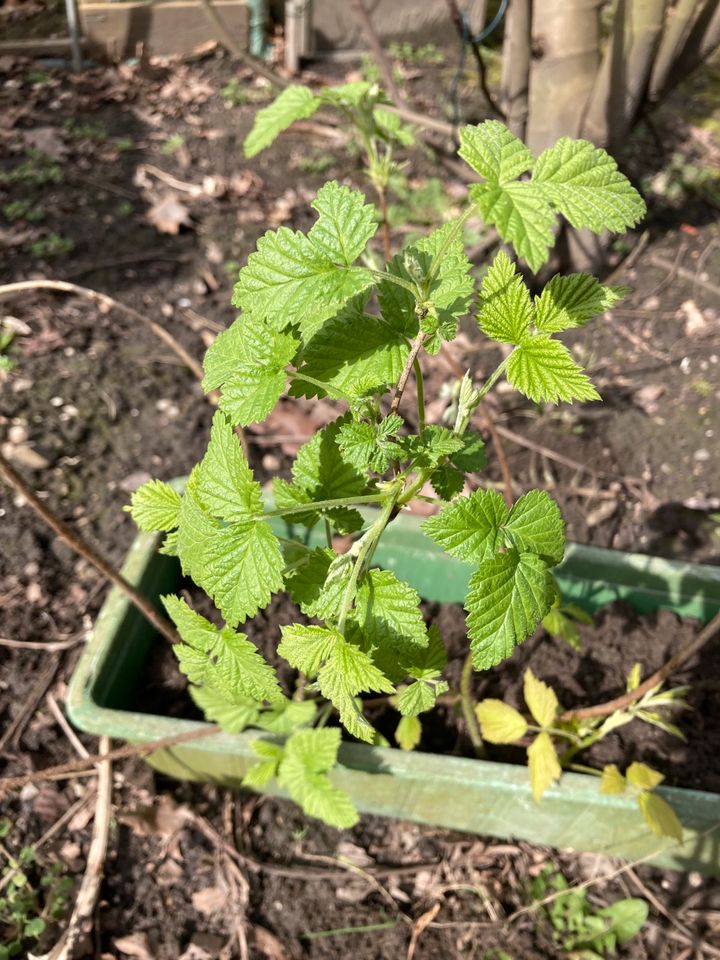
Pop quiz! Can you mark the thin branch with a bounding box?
[0,279,207,385]
[390,332,427,416]
[349,0,408,109]
[444,0,505,118]
[0,450,180,647]
[36,738,112,960]
[561,608,720,722]
[0,725,220,794]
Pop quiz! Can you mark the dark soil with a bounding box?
[1,43,719,960]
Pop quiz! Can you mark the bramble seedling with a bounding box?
[129,119,670,832]
[531,866,648,957]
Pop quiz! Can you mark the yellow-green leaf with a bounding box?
[600,763,626,795]
[638,791,683,841]
[626,762,664,791]
[627,662,642,691]
[527,731,561,802]
[523,669,559,728]
[396,715,422,751]
[475,699,528,743]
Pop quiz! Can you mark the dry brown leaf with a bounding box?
[407,901,441,960]
[253,926,288,960]
[118,796,190,837]
[0,442,50,470]
[680,298,708,336]
[146,194,192,235]
[191,886,226,916]
[114,932,155,960]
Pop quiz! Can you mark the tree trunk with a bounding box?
[525,0,600,156]
[653,0,720,97]
[500,0,532,140]
[648,0,703,98]
[583,0,667,151]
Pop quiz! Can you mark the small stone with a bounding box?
[50,395,64,407]
[693,448,710,462]
[8,424,28,444]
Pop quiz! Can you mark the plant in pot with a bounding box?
[62,118,720,871]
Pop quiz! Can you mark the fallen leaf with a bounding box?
[633,383,665,416]
[680,298,706,336]
[114,933,155,960]
[147,194,191,235]
[1,442,50,470]
[191,886,226,916]
[586,500,618,528]
[253,926,288,960]
[22,126,68,160]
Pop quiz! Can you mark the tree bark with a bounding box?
[653,0,720,97]
[500,0,532,139]
[648,0,703,99]
[525,0,600,156]
[583,0,667,150]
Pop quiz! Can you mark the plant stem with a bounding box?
[336,487,401,634]
[460,652,485,758]
[261,493,385,520]
[560,606,720,723]
[376,182,392,261]
[475,355,511,404]
[370,269,418,295]
[390,331,427,416]
[413,357,426,436]
[324,518,333,549]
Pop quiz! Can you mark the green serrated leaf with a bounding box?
[378,222,473,344]
[460,121,645,272]
[243,740,284,788]
[243,84,321,158]
[449,431,486,473]
[422,489,507,563]
[527,731,561,801]
[459,120,533,183]
[466,550,555,669]
[126,479,181,532]
[430,463,464,500]
[502,489,565,565]
[523,669,559,728]
[637,791,683,841]
[534,274,626,333]
[278,623,341,676]
[309,181,377,265]
[190,685,261,733]
[202,315,298,427]
[477,249,533,344]
[475,699,528,743]
[257,699,317,735]
[507,335,600,404]
[396,714,422,751]
[233,182,376,340]
[163,595,283,703]
[318,638,394,743]
[353,569,428,655]
[277,728,359,828]
[288,417,371,530]
[396,678,445,717]
[198,412,263,522]
[292,296,409,402]
[532,137,646,234]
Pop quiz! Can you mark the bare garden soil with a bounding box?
[1,42,719,960]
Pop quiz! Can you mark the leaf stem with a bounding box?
[370,269,417,294]
[475,355,511,405]
[425,203,474,290]
[336,485,402,635]
[261,494,385,520]
[413,357,425,436]
[390,331,427,417]
[460,652,485,758]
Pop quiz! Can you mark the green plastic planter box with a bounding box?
[67,513,720,873]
